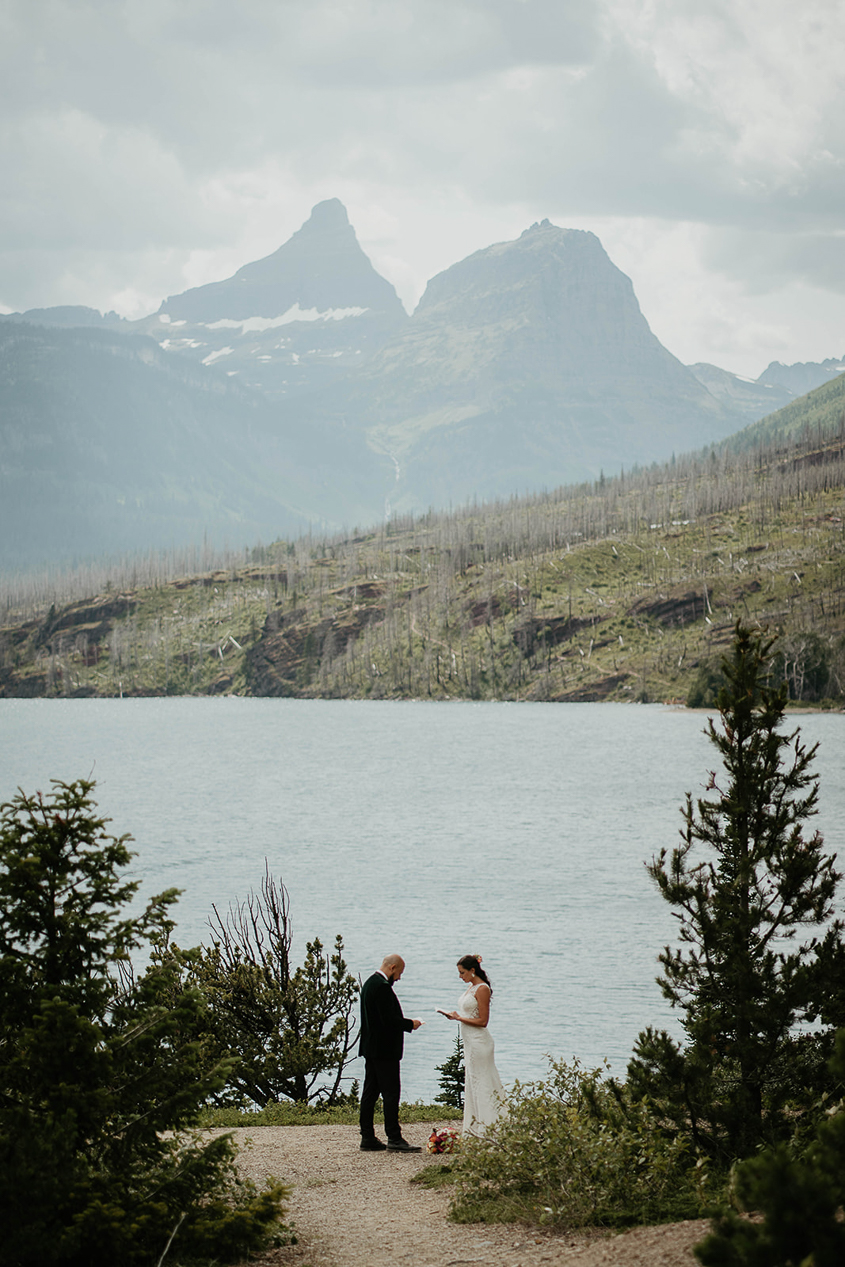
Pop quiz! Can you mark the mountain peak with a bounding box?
[358,220,732,511]
[415,220,616,321]
[520,218,554,235]
[300,198,351,231]
[513,222,601,254]
[158,199,404,325]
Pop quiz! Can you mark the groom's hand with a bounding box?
[412,1018,422,1029]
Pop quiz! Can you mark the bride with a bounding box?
[443,954,505,1136]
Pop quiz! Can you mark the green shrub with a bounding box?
[412,1162,458,1190]
[449,1058,715,1228]
[771,631,836,702]
[686,659,725,708]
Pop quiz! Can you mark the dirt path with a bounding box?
[227,1123,710,1267]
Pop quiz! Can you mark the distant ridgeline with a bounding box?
[0,319,386,570]
[1,198,843,570]
[2,386,844,706]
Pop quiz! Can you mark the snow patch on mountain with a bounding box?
[204,305,369,334]
[202,346,234,365]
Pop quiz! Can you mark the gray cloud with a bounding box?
[704,227,845,297]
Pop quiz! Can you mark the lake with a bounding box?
[1,698,842,1102]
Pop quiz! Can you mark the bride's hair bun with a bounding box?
[457,953,492,992]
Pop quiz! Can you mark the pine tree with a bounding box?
[629,624,844,1160]
[169,864,360,1106]
[435,1034,465,1109]
[696,1031,845,1267]
[0,779,287,1267]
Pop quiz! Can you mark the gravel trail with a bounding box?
[226,1124,709,1267]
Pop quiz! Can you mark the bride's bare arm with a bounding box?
[448,984,491,1027]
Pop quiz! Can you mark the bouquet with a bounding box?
[427,1127,460,1155]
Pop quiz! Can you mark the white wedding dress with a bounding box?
[457,983,505,1136]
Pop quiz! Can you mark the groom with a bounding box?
[359,954,422,1152]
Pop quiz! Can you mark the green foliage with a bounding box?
[686,659,726,708]
[449,1058,713,1228]
[411,1162,458,1189]
[727,371,845,452]
[633,624,845,1161]
[167,865,360,1105]
[0,779,288,1266]
[695,1030,845,1267]
[436,1034,465,1109]
[771,630,845,702]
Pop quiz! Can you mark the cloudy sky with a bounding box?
[2,0,843,376]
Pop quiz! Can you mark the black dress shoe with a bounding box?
[386,1138,421,1152]
[360,1137,387,1151]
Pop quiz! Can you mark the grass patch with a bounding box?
[411,1162,459,1189]
[198,1100,462,1127]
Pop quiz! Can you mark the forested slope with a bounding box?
[726,369,845,451]
[2,405,844,705]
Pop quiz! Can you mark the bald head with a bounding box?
[381,954,405,982]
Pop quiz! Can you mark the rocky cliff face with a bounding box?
[348,221,735,511]
[135,199,408,400]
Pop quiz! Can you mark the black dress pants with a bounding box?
[360,1057,402,1141]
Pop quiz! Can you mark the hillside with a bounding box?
[723,370,845,452]
[0,320,389,569]
[2,396,844,704]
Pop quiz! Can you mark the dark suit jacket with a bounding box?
[358,971,414,1062]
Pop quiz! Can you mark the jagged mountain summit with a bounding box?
[159,198,403,322]
[688,355,845,421]
[135,199,408,399]
[342,220,737,511]
[757,356,845,396]
[0,306,129,330]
